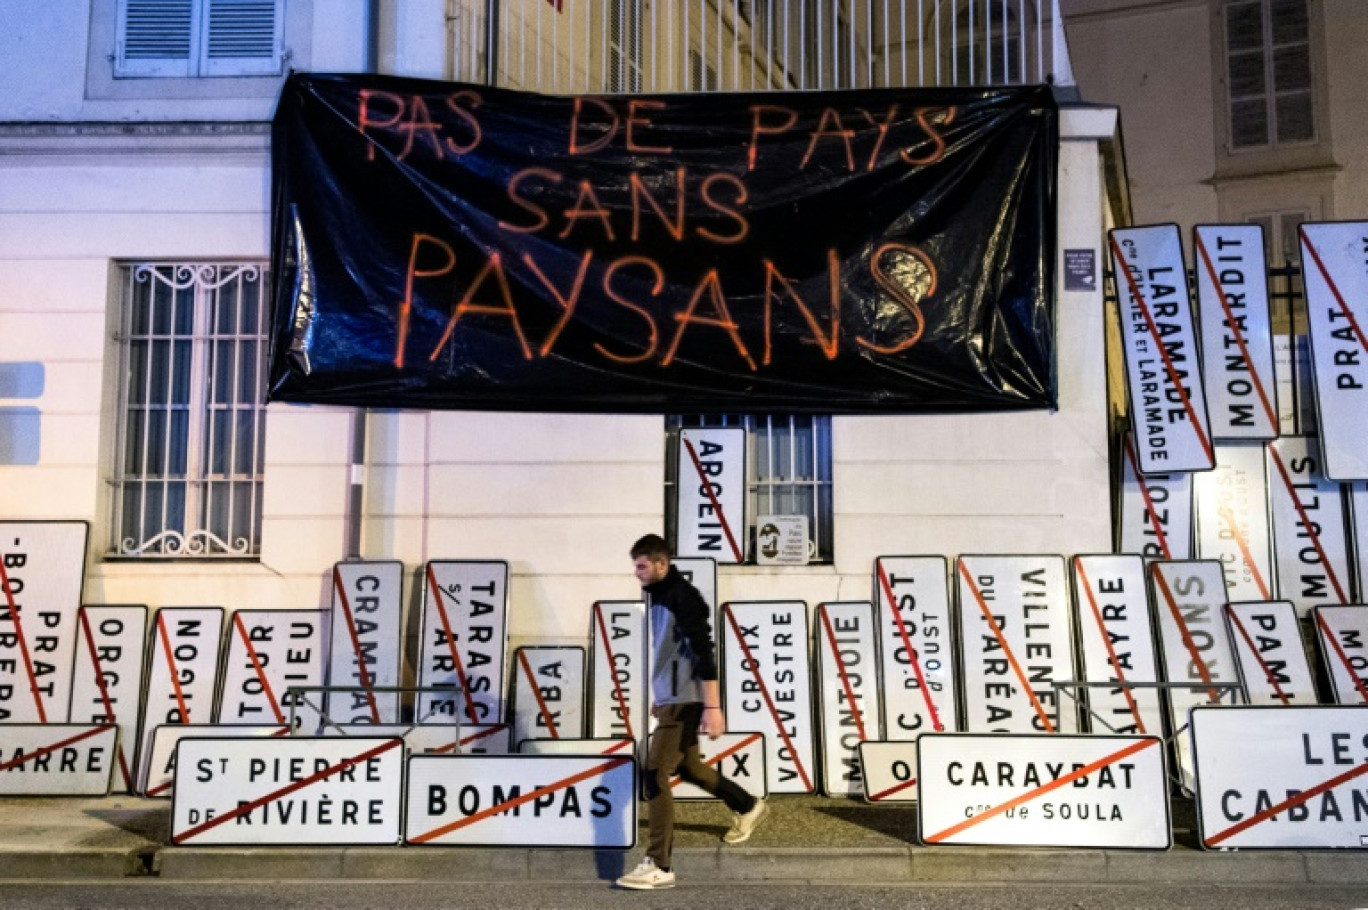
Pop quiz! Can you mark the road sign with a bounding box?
[873,556,958,737]
[511,646,585,746]
[142,723,290,798]
[217,610,327,731]
[815,601,881,796]
[67,606,147,793]
[676,428,746,563]
[417,560,509,726]
[1194,444,1275,602]
[1070,555,1164,737]
[136,607,225,791]
[0,724,118,796]
[327,561,404,723]
[1223,601,1317,705]
[858,740,920,803]
[589,601,646,742]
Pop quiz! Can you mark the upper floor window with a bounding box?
[116,0,284,78]
[1224,0,1315,151]
[607,0,643,92]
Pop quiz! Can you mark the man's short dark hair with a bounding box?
[631,534,670,561]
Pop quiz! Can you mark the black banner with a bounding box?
[268,73,1058,413]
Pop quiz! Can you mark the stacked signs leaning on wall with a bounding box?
[1070,555,1164,738]
[68,605,147,793]
[138,607,225,793]
[327,560,404,724]
[417,561,509,727]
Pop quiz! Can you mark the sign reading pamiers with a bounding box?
[873,556,958,738]
[1266,437,1352,618]
[404,754,636,847]
[858,740,921,803]
[170,736,404,845]
[814,601,882,797]
[0,724,118,796]
[67,606,147,793]
[917,733,1170,848]
[676,428,746,564]
[327,561,404,724]
[418,560,509,727]
[1119,435,1194,560]
[1223,601,1318,705]
[1109,225,1215,473]
[136,607,225,792]
[1193,706,1368,849]
[217,610,327,730]
[142,724,291,798]
[1312,606,1368,704]
[589,601,646,743]
[1194,444,1275,602]
[1070,556,1164,737]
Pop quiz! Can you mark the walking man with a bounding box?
[615,534,767,890]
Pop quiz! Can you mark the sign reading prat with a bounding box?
[136,607,225,792]
[510,646,586,746]
[858,740,921,803]
[171,736,404,846]
[720,601,816,793]
[67,606,147,793]
[267,74,1058,415]
[956,555,1076,734]
[0,724,118,796]
[1118,435,1193,560]
[814,601,882,796]
[1223,601,1317,705]
[1070,556,1164,737]
[0,521,88,724]
[675,428,746,564]
[404,754,636,847]
[1267,436,1351,618]
[1312,606,1368,704]
[1193,705,1368,849]
[670,731,767,802]
[1299,222,1368,480]
[1195,443,1275,602]
[417,560,509,726]
[1194,224,1278,441]
[589,601,646,742]
[217,610,327,731]
[1109,225,1215,473]
[327,561,404,724]
[917,733,1170,849]
[143,724,291,798]
[873,556,958,738]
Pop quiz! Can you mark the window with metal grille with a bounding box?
[116,0,283,78]
[109,263,268,558]
[1224,0,1315,150]
[689,48,719,91]
[665,415,834,564]
[607,0,642,92]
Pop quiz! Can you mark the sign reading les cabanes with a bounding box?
[268,74,1057,413]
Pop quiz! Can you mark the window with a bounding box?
[607,0,642,92]
[690,49,718,91]
[665,414,834,563]
[944,1,1024,86]
[1224,0,1315,151]
[116,0,284,78]
[110,263,268,558]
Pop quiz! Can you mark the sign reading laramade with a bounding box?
[266,74,1057,413]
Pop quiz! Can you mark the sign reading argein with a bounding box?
[417,560,509,726]
[676,428,746,563]
[327,561,404,724]
[267,75,1058,415]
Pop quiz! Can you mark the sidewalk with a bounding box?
[1,795,1365,885]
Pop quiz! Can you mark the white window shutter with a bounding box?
[115,0,282,78]
[200,0,283,76]
[116,0,196,77]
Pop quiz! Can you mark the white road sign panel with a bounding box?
[676,428,747,563]
[589,601,647,742]
[417,560,509,726]
[217,610,327,731]
[670,731,768,801]
[1313,606,1368,704]
[136,607,225,791]
[327,561,404,724]
[1267,436,1352,617]
[873,556,958,737]
[142,724,290,798]
[815,601,882,796]
[1195,444,1276,601]
[511,646,585,746]
[68,606,147,793]
[1118,435,1193,560]
[0,724,118,796]
[1071,556,1165,737]
[1223,602,1317,705]
[673,558,718,634]
[858,740,921,803]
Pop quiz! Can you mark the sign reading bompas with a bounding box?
[267,74,1057,414]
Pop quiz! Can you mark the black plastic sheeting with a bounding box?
[268,73,1058,414]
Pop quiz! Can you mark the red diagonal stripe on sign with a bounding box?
[232,612,285,725]
[1301,228,1368,358]
[0,552,47,722]
[155,611,194,725]
[0,725,113,773]
[1223,606,1291,705]
[723,605,814,791]
[1266,444,1349,604]
[1194,234,1279,432]
[819,605,869,742]
[870,776,919,802]
[76,609,134,791]
[517,649,560,739]
[925,737,1160,843]
[1215,502,1271,601]
[670,732,764,789]
[409,755,632,843]
[957,561,1055,733]
[171,738,403,843]
[424,564,481,726]
[1205,758,1368,846]
[1123,437,1175,560]
[1151,566,1224,703]
[875,559,944,732]
[593,602,636,740]
[333,568,382,724]
[1074,559,1147,735]
[1314,610,1368,704]
[682,435,744,563]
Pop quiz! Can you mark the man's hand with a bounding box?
[701,705,726,739]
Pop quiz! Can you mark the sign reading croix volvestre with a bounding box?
[675,428,746,563]
[0,724,118,796]
[1109,225,1215,473]
[327,561,404,724]
[1192,706,1368,849]
[917,733,1170,848]
[171,736,404,845]
[418,560,509,726]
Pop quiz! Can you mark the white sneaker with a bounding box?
[723,797,768,844]
[615,857,676,890]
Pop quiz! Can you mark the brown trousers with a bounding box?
[645,702,755,868]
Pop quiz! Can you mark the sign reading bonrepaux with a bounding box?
[956,555,1076,734]
[1194,224,1279,441]
[0,724,118,796]
[68,606,147,793]
[137,607,225,792]
[1267,437,1352,618]
[143,724,290,798]
[1223,602,1317,705]
[721,601,816,793]
[676,428,746,564]
[218,610,327,731]
[268,75,1058,415]
[1313,606,1368,704]
[671,731,767,801]
[0,521,88,724]
[404,754,636,847]
[418,560,508,726]
[1070,556,1164,737]
[917,733,1170,848]
[327,561,404,724]
[859,740,921,803]
[511,646,585,746]
[1109,225,1215,473]
[1300,222,1368,480]
[873,556,958,737]
[1119,435,1193,560]
[1193,706,1368,849]
[1195,444,1275,602]
[589,601,646,742]
[815,601,882,796]
[171,736,404,845]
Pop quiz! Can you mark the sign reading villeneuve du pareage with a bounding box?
[1266,436,1352,618]
[589,601,646,742]
[676,428,746,564]
[0,521,88,724]
[510,646,586,746]
[1070,556,1164,737]
[418,561,509,726]
[1313,606,1368,704]
[956,556,1076,734]
[1118,435,1193,560]
[1193,706,1368,849]
[0,724,119,796]
[67,606,148,793]
[814,602,882,797]
[1109,225,1215,473]
[327,561,404,724]
[1223,601,1317,705]
[136,607,225,792]
[1300,222,1368,480]
[1195,444,1275,602]
[873,556,959,737]
[1194,224,1278,441]
[217,610,327,730]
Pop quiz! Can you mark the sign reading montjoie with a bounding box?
[917,733,1170,848]
[1194,444,1275,602]
[1193,706,1368,849]
[589,601,647,743]
[1118,435,1193,560]
[171,736,404,846]
[1109,225,1216,473]
[327,561,404,724]
[1070,556,1164,737]
[1194,224,1278,441]
[218,610,327,731]
[0,724,118,796]
[418,560,509,726]
[68,606,147,793]
[136,607,225,791]
[676,428,746,564]
[1300,221,1368,480]
[1267,436,1352,618]
[511,646,585,746]
[814,601,882,797]
[1223,601,1317,705]
[873,556,958,737]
